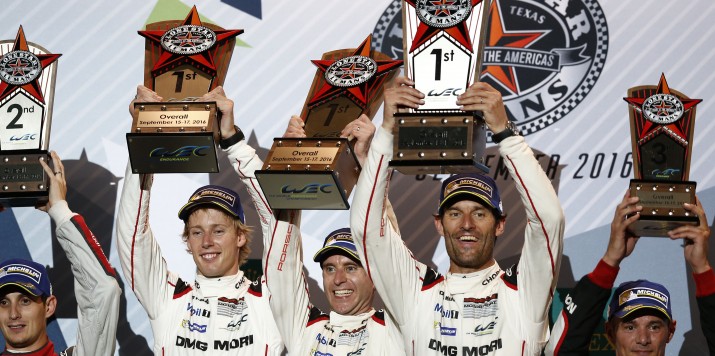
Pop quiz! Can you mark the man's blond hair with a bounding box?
[181,207,253,267]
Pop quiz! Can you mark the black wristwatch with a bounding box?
[491,120,520,143]
[219,125,245,149]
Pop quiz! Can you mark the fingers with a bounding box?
[135,85,162,102]
[202,86,228,101]
[385,85,425,109]
[39,153,54,177]
[341,114,376,140]
[615,192,642,220]
[50,151,64,175]
[283,115,306,138]
[457,82,509,131]
[37,151,66,212]
[457,82,499,108]
[668,199,710,239]
[386,75,414,89]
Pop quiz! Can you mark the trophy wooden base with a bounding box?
[0,151,49,207]
[389,112,488,175]
[255,138,359,210]
[627,179,698,237]
[126,133,218,174]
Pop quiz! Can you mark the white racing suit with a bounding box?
[41,202,120,356]
[224,138,405,355]
[350,128,564,355]
[116,165,283,355]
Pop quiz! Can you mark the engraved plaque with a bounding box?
[255,138,359,210]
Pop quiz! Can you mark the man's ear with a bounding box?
[236,231,247,249]
[495,217,506,236]
[604,319,616,345]
[667,320,677,342]
[45,295,57,319]
[433,214,444,236]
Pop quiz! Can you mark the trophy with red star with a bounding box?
[127,6,243,173]
[623,74,702,236]
[255,35,401,210]
[390,0,491,174]
[0,26,60,207]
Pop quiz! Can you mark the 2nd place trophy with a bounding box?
[127,6,242,173]
[389,0,491,174]
[0,26,60,207]
[623,74,702,236]
[256,35,401,210]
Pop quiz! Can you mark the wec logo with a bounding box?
[149,146,209,157]
[9,134,37,141]
[651,168,680,177]
[428,88,463,97]
[281,183,333,194]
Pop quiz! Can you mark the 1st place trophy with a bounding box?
[389,0,491,174]
[127,6,242,173]
[0,26,60,207]
[623,74,702,236]
[256,35,401,210]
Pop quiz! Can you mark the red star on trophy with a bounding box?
[138,5,243,80]
[622,74,702,236]
[624,73,701,144]
[431,0,457,16]
[309,35,402,108]
[0,26,61,103]
[405,0,482,53]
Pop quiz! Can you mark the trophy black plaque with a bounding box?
[623,74,702,236]
[389,0,491,174]
[0,26,60,207]
[127,6,242,173]
[256,35,401,210]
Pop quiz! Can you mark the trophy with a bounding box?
[0,26,60,207]
[389,0,491,174]
[623,74,702,236]
[127,6,242,173]
[255,35,401,210]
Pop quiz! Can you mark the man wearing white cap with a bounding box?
[350,78,565,355]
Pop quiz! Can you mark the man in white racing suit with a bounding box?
[116,86,283,355]
[228,114,405,355]
[350,78,565,355]
[0,151,120,356]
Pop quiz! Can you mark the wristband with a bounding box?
[219,125,245,149]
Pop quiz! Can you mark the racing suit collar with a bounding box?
[1,341,55,355]
[328,308,376,329]
[445,262,501,295]
[194,270,246,298]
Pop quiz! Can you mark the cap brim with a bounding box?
[178,201,241,222]
[313,246,360,264]
[0,282,44,297]
[439,192,497,215]
[613,304,672,322]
